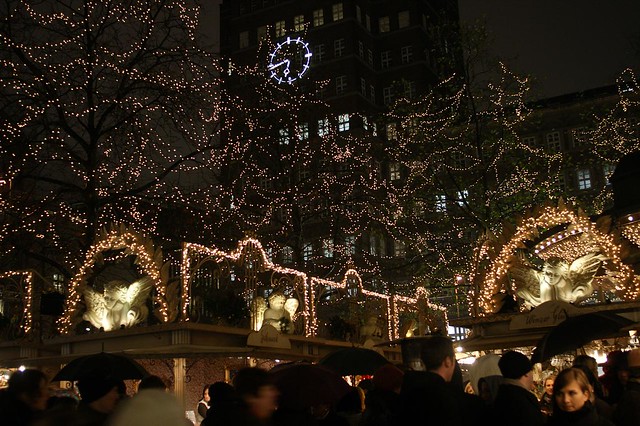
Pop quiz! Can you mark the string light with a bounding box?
[0,271,34,334]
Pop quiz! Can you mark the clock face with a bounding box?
[268,36,312,84]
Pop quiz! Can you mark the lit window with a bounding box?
[334,38,345,57]
[383,87,393,105]
[360,78,367,96]
[401,45,413,64]
[257,26,267,41]
[603,164,615,184]
[313,9,324,26]
[389,162,401,181]
[303,243,313,261]
[381,51,391,68]
[394,240,406,257]
[297,122,309,141]
[318,118,330,137]
[314,44,325,63]
[577,169,591,190]
[282,246,293,263]
[338,113,350,131]
[379,16,390,33]
[332,3,344,21]
[435,194,446,212]
[372,122,377,136]
[398,11,410,28]
[294,15,305,32]
[52,273,65,292]
[275,20,286,37]
[546,131,561,152]
[335,75,347,95]
[457,190,468,207]
[323,239,334,258]
[239,31,249,48]
[386,123,397,140]
[345,236,356,255]
[362,116,369,131]
[278,128,290,145]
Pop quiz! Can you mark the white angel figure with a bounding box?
[82,277,153,331]
[251,291,298,334]
[512,253,605,307]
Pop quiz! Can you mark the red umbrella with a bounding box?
[270,363,351,410]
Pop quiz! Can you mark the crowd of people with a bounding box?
[1,337,639,426]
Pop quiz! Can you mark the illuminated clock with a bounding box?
[268,36,312,84]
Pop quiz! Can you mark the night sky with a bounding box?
[458,0,640,100]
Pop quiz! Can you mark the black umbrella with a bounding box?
[270,363,351,410]
[531,312,635,363]
[52,352,149,381]
[319,347,389,376]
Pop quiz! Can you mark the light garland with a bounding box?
[0,271,34,334]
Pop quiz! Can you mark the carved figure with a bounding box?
[82,277,153,331]
[360,315,383,342]
[512,254,605,308]
[251,292,298,334]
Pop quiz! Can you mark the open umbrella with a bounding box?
[52,352,149,381]
[270,363,350,410]
[319,347,389,376]
[531,312,636,363]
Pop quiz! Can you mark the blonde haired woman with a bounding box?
[548,368,613,426]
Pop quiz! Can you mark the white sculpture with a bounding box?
[512,254,605,307]
[251,291,298,334]
[360,315,383,341]
[82,277,153,331]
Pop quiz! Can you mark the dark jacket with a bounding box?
[612,379,640,426]
[399,371,462,426]
[493,382,545,426]
[360,389,401,426]
[548,401,614,426]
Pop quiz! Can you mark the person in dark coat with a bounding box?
[493,351,545,426]
[613,348,640,426]
[548,368,613,426]
[398,335,462,426]
[75,375,120,426]
[360,363,403,426]
[0,369,49,426]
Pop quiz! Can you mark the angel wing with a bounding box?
[82,285,107,329]
[123,277,154,327]
[568,253,605,297]
[251,296,267,331]
[284,297,299,321]
[510,264,543,307]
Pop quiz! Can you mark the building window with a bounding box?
[356,5,362,22]
[294,14,305,32]
[335,75,347,95]
[371,122,377,136]
[52,273,65,293]
[275,20,286,37]
[282,246,293,264]
[398,10,410,28]
[239,31,249,48]
[546,131,561,152]
[604,163,615,184]
[332,3,344,21]
[338,113,350,131]
[379,16,390,33]
[298,166,311,181]
[358,41,364,58]
[362,116,370,131]
[394,240,406,257]
[313,9,324,26]
[383,87,393,105]
[401,45,413,64]
[403,81,416,98]
[457,190,468,207]
[318,117,329,137]
[303,243,313,261]
[367,49,373,66]
[435,194,447,212]
[386,123,397,141]
[369,85,375,102]
[365,14,371,31]
[259,175,272,190]
[389,162,401,181]
[572,127,589,147]
[522,135,537,146]
[323,239,334,258]
[556,174,566,192]
[369,234,385,256]
[278,128,290,145]
[360,78,367,96]
[381,51,391,69]
[345,235,356,255]
[297,122,309,141]
[314,44,325,63]
[257,25,267,41]
[334,38,345,57]
[577,169,592,190]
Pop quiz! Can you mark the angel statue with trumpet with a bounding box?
[251,291,299,334]
[82,277,153,331]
